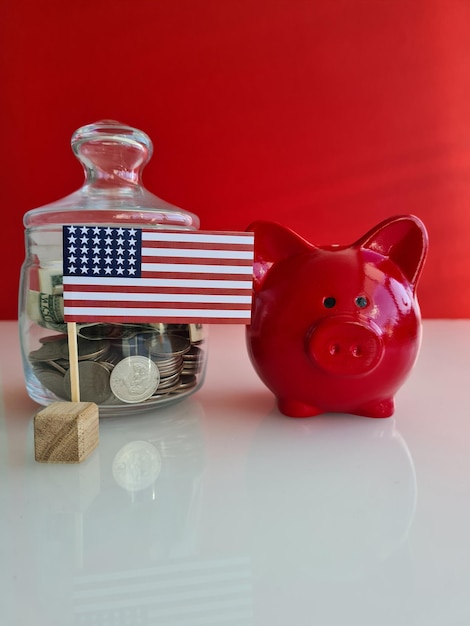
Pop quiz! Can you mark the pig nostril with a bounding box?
[351,345,362,357]
[329,344,340,356]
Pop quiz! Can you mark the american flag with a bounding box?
[62,225,254,323]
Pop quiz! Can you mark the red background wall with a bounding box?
[1,0,470,319]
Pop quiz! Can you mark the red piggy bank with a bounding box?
[246,215,428,418]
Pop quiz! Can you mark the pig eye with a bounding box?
[323,296,336,309]
[355,296,369,308]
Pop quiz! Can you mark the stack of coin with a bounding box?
[30,335,115,403]
[145,333,191,399]
[28,322,206,409]
[151,354,184,396]
[176,345,205,393]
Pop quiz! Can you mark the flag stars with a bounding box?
[64,225,142,278]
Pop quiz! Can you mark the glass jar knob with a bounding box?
[71,119,153,189]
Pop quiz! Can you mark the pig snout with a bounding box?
[306,318,383,376]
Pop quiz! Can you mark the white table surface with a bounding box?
[1,320,470,626]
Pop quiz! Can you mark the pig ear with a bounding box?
[356,215,428,288]
[246,221,314,291]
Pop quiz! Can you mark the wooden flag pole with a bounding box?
[67,321,80,402]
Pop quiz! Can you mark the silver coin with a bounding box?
[154,379,182,394]
[100,361,116,373]
[102,349,122,367]
[76,324,106,340]
[110,356,160,403]
[145,333,190,357]
[152,354,183,367]
[175,375,198,391]
[29,341,66,362]
[59,337,110,361]
[78,323,138,341]
[112,441,162,492]
[45,359,68,375]
[183,345,204,361]
[34,365,67,399]
[157,371,181,388]
[150,375,182,395]
[39,333,68,344]
[63,361,112,403]
[156,362,182,377]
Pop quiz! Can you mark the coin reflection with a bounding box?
[112,440,162,492]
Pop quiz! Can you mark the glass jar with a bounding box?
[19,120,207,416]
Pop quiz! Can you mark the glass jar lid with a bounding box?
[23,120,199,230]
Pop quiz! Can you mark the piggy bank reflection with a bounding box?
[246,215,428,418]
[246,413,417,625]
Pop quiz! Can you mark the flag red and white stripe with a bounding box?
[62,227,254,324]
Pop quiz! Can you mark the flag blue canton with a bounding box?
[63,225,142,278]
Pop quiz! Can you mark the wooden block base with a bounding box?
[34,401,99,464]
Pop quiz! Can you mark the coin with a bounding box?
[154,378,181,393]
[183,345,204,361]
[45,359,68,375]
[155,361,183,378]
[110,356,160,403]
[157,371,181,388]
[112,441,162,492]
[152,354,183,367]
[29,340,66,362]
[145,333,190,357]
[100,349,122,371]
[59,337,110,361]
[78,323,125,340]
[63,361,112,403]
[120,333,153,358]
[32,322,204,410]
[39,333,68,344]
[176,375,198,391]
[33,365,68,399]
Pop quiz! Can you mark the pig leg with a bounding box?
[277,397,323,418]
[352,397,395,418]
